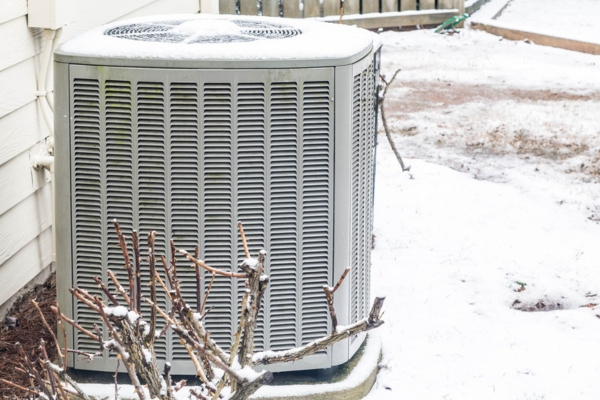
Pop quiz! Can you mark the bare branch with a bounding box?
[69,288,101,313]
[237,221,250,259]
[164,362,174,399]
[379,69,410,172]
[0,379,40,396]
[146,231,157,345]
[45,361,91,400]
[94,276,120,306]
[144,298,242,383]
[114,357,120,400]
[17,342,53,399]
[161,255,174,291]
[113,219,136,310]
[178,249,248,279]
[55,301,69,369]
[108,269,131,305]
[39,339,58,397]
[32,300,64,366]
[201,274,215,315]
[51,306,99,342]
[132,230,142,313]
[254,297,386,366]
[194,246,202,312]
[323,267,351,332]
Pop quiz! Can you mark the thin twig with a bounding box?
[94,276,120,306]
[69,288,101,313]
[114,357,120,400]
[144,298,242,383]
[17,343,53,399]
[201,274,215,314]
[32,300,64,365]
[146,231,157,345]
[165,362,174,399]
[132,230,142,313]
[155,270,172,302]
[45,361,92,400]
[379,70,410,172]
[179,250,248,279]
[51,306,100,342]
[108,269,131,305]
[113,219,136,310]
[161,255,174,291]
[39,339,58,397]
[67,349,103,361]
[338,0,344,23]
[194,246,202,312]
[0,378,40,396]
[55,301,68,369]
[323,267,351,332]
[237,221,250,259]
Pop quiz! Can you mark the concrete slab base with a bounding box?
[78,333,382,400]
[251,333,382,400]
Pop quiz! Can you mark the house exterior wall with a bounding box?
[0,0,200,311]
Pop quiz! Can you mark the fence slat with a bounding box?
[219,0,237,14]
[438,0,452,8]
[362,0,379,13]
[382,0,398,12]
[283,0,301,17]
[304,0,321,17]
[400,0,417,11]
[241,0,259,14]
[262,0,279,16]
[419,0,435,10]
[344,0,360,15]
[323,0,339,16]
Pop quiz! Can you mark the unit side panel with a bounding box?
[55,61,75,366]
[67,65,335,373]
[348,53,377,357]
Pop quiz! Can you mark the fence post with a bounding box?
[456,0,465,27]
[201,0,220,13]
[240,0,259,15]
[284,0,302,18]
[401,0,417,11]
[262,0,280,16]
[219,0,236,14]
[381,0,398,13]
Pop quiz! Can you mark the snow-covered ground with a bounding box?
[366,21,600,400]
[496,0,600,44]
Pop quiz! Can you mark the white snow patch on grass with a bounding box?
[367,24,600,399]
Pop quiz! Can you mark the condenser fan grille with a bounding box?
[104,19,302,44]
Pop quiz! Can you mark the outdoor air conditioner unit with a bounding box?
[54,14,380,374]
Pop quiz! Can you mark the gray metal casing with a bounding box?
[55,26,379,374]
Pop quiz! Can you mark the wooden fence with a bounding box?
[218,0,465,19]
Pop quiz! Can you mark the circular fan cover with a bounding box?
[104,19,302,44]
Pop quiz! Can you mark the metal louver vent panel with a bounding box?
[301,82,331,348]
[350,61,376,345]
[136,82,169,359]
[72,78,102,353]
[169,82,201,359]
[202,82,234,350]
[236,82,266,352]
[268,82,299,350]
[67,65,346,373]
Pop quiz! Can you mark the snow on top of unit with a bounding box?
[58,14,374,62]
